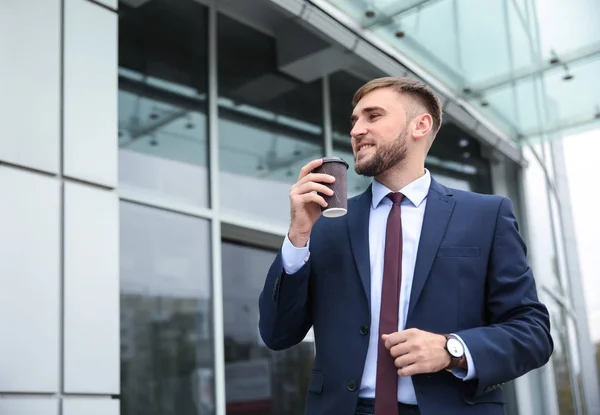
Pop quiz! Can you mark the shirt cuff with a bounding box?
[450,333,476,381]
[281,234,310,275]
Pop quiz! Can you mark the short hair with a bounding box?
[352,76,443,137]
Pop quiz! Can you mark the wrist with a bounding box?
[438,334,452,369]
[288,229,310,248]
[443,334,467,370]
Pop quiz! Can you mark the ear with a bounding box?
[411,113,433,142]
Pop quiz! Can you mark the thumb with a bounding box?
[381,334,391,348]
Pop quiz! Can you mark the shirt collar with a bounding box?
[371,169,431,209]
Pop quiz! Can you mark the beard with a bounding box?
[354,128,408,177]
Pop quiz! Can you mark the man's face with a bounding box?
[350,87,411,177]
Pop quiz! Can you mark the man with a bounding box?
[258,77,553,415]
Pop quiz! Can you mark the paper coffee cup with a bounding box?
[312,156,349,218]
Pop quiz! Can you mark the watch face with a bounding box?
[447,338,464,358]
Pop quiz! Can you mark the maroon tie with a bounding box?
[375,192,404,415]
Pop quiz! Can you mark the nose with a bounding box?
[350,122,367,140]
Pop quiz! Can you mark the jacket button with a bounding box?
[347,380,357,391]
[360,325,369,335]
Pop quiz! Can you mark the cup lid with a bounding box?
[321,156,349,169]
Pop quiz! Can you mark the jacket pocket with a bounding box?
[437,246,481,258]
[308,372,324,394]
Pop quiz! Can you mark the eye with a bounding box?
[369,113,380,120]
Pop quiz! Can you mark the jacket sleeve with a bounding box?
[456,197,554,398]
[258,250,313,351]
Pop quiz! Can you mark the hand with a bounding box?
[288,159,336,247]
[382,328,451,377]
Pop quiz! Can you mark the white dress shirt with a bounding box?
[281,170,475,404]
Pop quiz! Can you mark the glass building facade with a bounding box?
[0,0,598,415]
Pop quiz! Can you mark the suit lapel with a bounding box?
[347,185,372,308]
[407,179,455,320]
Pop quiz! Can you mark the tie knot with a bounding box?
[387,192,404,205]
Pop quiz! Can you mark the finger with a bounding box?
[398,363,423,377]
[293,181,334,197]
[394,353,417,369]
[296,172,336,188]
[389,342,410,358]
[297,192,328,208]
[384,332,407,349]
[297,159,324,181]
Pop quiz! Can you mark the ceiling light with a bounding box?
[562,64,574,81]
[394,23,405,38]
[365,1,375,18]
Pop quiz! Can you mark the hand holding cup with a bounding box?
[288,157,348,248]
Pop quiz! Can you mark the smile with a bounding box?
[358,144,374,153]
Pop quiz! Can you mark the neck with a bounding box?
[374,157,425,191]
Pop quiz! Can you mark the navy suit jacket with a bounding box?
[258,178,553,415]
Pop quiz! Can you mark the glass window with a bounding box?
[522,146,560,292]
[120,202,214,415]
[329,70,372,197]
[217,13,324,228]
[502,381,520,415]
[566,317,586,415]
[118,0,209,207]
[546,298,577,415]
[539,141,556,183]
[549,191,571,300]
[427,124,493,194]
[222,241,314,415]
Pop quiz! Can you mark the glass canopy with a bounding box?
[323,0,600,143]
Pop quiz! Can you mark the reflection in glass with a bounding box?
[330,71,374,196]
[118,0,209,206]
[222,241,314,415]
[546,298,577,415]
[549,191,571,300]
[120,202,214,415]
[566,317,586,415]
[217,13,323,227]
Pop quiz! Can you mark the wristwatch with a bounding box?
[444,334,467,370]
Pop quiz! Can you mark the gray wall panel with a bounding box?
[63,0,118,187]
[63,399,119,415]
[0,168,60,392]
[0,398,59,415]
[0,0,60,173]
[64,182,119,394]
